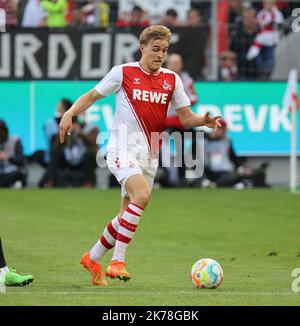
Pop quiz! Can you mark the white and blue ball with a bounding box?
[191,258,224,289]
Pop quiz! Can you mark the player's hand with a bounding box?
[203,111,223,131]
[59,112,73,143]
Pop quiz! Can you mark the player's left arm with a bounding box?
[176,106,222,130]
[171,73,222,130]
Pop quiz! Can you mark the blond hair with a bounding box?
[140,25,172,45]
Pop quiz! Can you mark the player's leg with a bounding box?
[89,152,144,263]
[0,238,8,290]
[80,197,130,286]
[89,196,130,262]
[81,152,149,284]
[0,237,34,287]
[106,174,151,281]
[0,237,8,273]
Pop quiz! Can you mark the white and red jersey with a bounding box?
[256,7,284,46]
[247,6,283,60]
[94,62,190,160]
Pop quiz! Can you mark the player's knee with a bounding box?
[132,190,151,207]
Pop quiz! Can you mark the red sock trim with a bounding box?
[107,222,118,239]
[130,202,144,211]
[100,236,113,249]
[125,207,140,217]
[120,218,137,232]
[116,233,131,244]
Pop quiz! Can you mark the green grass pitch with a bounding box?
[0,188,300,306]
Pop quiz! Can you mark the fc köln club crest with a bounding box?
[163,80,172,91]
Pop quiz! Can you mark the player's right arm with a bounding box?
[59,89,104,143]
[59,65,122,143]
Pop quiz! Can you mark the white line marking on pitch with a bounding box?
[3,291,298,296]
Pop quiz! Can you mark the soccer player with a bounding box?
[0,237,34,286]
[59,25,222,286]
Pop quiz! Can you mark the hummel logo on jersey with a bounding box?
[132,89,168,104]
[133,78,141,85]
[163,80,172,91]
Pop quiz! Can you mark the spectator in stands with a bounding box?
[96,0,110,28]
[44,98,72,165]
[219,51,238,81]
[246,0,284,80]
[201,121,268,188]
[67,1,95,27]
[47,115,98,188]
[21,0,46,27]
[228,0,244,39]
[80,0,96,26]
[40,0,68,28]
[45,102,98,188]
[160,9,181,27]
[230,7,258,80]
[67,0,107,28]
[43,99,98,167]
[75,0,110,27]
[190,2,211,23]
[0,0,19,28]
[166,54,199,106]
[35,99,71,186]
[186,7,204,27]
[0,120,26,188]
[64,0,77,26]
[159,53,198,187]
[116,5,150,28]
[39,98,99,187]
[201,122,242,188]
[69,2,86,27]
[77,111,99,156]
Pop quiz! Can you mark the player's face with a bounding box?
[140,39,169,73]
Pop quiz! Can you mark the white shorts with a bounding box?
[106,150,158,198]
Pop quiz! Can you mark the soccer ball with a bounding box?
[191,258,224,289]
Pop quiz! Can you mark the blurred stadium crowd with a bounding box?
[0,0,298,81]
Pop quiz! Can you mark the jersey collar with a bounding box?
[138,62,161,76]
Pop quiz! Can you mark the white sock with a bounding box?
[90,215,120,262]
[0,266,9,278]
[112,203,144,262]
